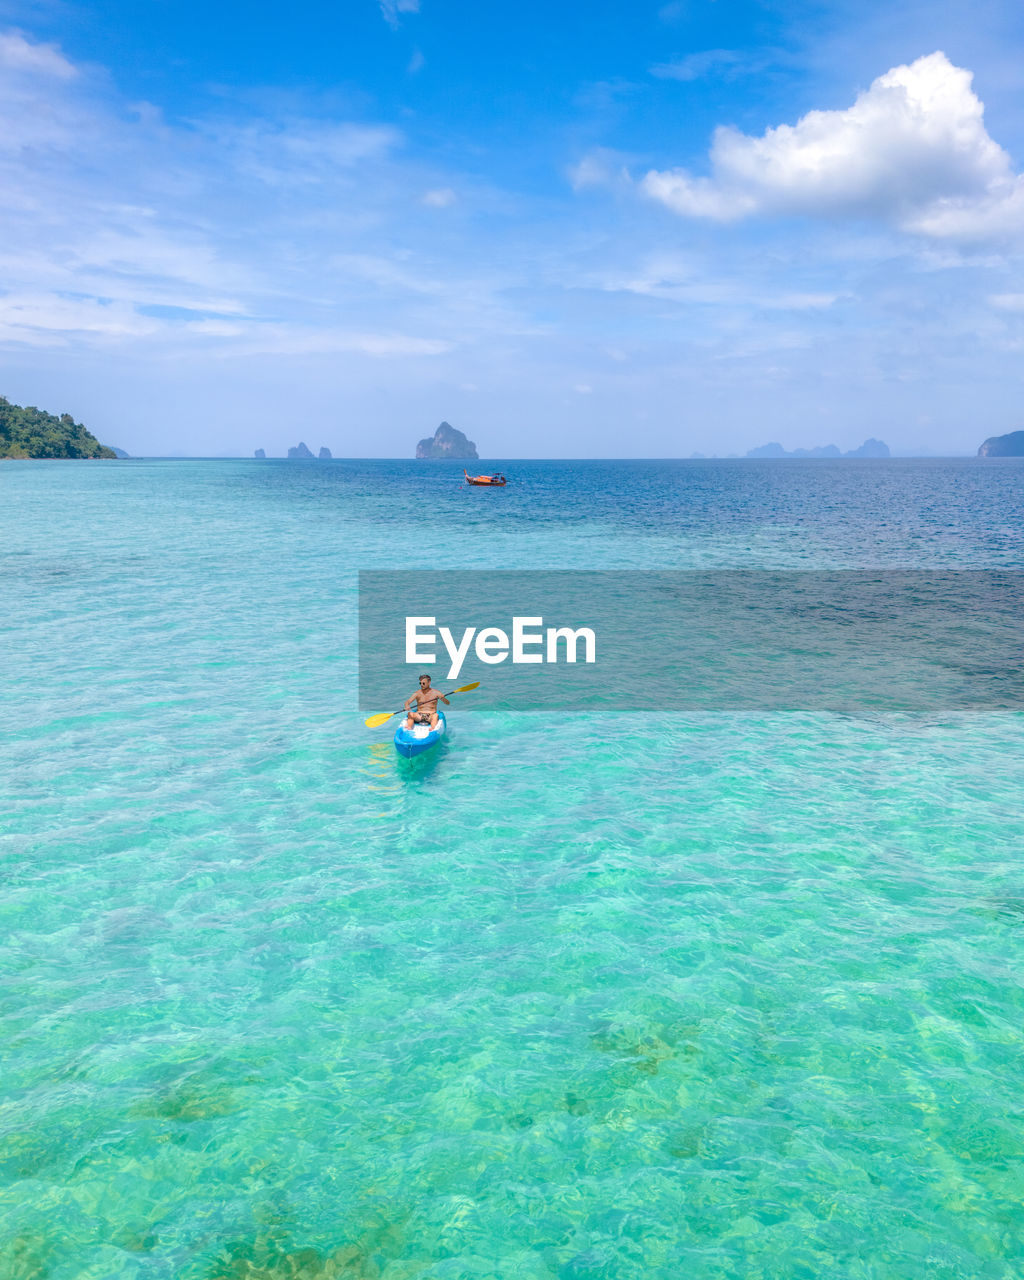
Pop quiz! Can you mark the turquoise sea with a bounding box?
[3,457,1024,1280]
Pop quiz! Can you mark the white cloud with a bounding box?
[277,122,399,166]
[0,32,464,363]
[0,288,453,357]
[764,292,840,310]
[990,293,1024,311]
[0,31,76,79]
[0,31,85,154]
[0,244,249,316]
[422,187,456,207]
[568,148,633,191]
[650,49,748,82]
[569,155,610,191]
[588,254,834,312]
[74,229,252,296]
[905,182,1024,239]
[223,326,450,357]
[0,292,160,344]
[330,252,447,296]
[224,120,401,185]
[379,0,419,29]
[184,318,245,337]
[643,52,1024,239]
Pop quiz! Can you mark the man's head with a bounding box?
[419,674,431,689]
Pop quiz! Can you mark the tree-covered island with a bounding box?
[0,396,117,459]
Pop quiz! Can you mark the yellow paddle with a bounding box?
[363,682,480,729]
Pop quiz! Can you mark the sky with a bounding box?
[1,0,1024,457]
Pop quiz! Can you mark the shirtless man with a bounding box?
[402,674,450,731]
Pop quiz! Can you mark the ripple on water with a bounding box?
[2,461,1024,1278]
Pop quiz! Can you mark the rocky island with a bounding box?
[282,442,333,459]
[416,421,479,460]
[0,395,116,459]
[978,430,1024,457]
[746,438,890,458]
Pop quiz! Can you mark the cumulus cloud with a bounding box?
[643,52,1024,239]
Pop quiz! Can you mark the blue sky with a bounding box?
[1,0,1023,456]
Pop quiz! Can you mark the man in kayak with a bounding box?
[402,674,450,731]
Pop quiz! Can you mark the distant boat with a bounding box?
[464,469,507,486]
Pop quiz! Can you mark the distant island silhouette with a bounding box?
[254,445,333,458]
[746,438,890,459]
[276,442,333,459]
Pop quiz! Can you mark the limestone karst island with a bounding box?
[746,438,890,458]
[255,444,333,459]
[0,396,117,459]
[978,430,1024,456]
[416,421,479,459]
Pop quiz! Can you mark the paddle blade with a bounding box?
[364,711,396,729]
[453,682,480,693]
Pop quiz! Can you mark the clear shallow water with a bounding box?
[2,457,1024,1279]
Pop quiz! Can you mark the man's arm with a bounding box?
[438,692,450,705]
[404,690,417,710]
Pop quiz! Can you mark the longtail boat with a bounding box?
[464,469,507,486]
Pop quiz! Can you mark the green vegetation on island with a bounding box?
[0,395,117,459]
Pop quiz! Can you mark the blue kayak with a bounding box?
[394,710,446,759]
